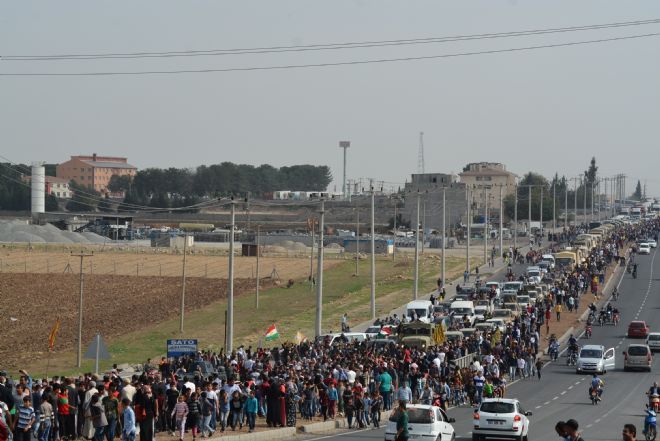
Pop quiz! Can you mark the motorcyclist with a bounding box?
[590,374,604,400]
[649,382,660,396]
[633,263,638,278]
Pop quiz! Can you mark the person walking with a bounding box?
[170,396,188,441]
[121,398,136,441]
[395,401,409,441]
[14,396,35,441]
[243,390,258,433]
[555,303,562,322]
[90,395,108,441]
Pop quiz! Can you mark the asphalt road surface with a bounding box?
[302,246,659,441]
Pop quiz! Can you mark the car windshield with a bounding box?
[477,300,489,306]
[389,408,433,424]
[580,349,602,358]
[493,311,509,317]
[528,271,540,277]
[451,307,472,314]
[409,308,428,318]
[649,335,660,341]
[628,346,649,356]
[365,327,380,333]
[503,283,520,290]
[480,402,515,414]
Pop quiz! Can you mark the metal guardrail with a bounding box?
[452,352,477,370]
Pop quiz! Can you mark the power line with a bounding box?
[3,18,659,61]
[2,32,658,77]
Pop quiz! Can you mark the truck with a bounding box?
[554,251,578,270]
[398,321,443,349]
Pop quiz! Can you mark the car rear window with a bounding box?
[388,408,433,424]
[630,323,645,328]
[628,346,649,356]
[480,402,515,414]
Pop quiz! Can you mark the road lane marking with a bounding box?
[544,401,550,405]
[575,382,581,385]
[553,396,558,400]
[595,418,602,423]
[561,391,567,395]
[535,405,542,409]
[586,424,593,428]
[568,385,574,390]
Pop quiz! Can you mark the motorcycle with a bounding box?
[589,387,600,405]
[612,289,619,301]
[645,406,658,441]
[585,325,592,339]
[567,348,578,366]
[598,314,605,326]
[613,312,620,326]
[649,393,660,412]
[549,343,559,361]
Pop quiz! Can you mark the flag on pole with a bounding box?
[295,331,307,344]
[265,324,280,341]
[432,324,446,345]
[48,318,61,351]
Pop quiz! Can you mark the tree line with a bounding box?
[116,162,333,209]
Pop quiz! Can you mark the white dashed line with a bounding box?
[595,418,602,423]
[568,386,574,390]
[535,405,542,409]
[561,391,567,395]
[544,401,550,405]
[575,382,581,385]
[586,424,594,429]
[553,396,559,400]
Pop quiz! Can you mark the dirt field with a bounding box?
[0,273,272,369]
[0,249,339,279]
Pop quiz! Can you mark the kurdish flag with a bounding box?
[377,327,391,338]
[265,324,280,341]
[295,331,307,344]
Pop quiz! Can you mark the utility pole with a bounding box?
[315,199,325,337]
[583,176,587,226]
[552,181,556,234]
[370,188,376,319]
[466,187,471,274]
[421,201,426,254]
[527,185,532,239]
[310,220,315,282]
[392,200,397,262]
[442,187,446,288]
[73,252,93,368]
[498,184,503,262]
[484,187,489,264]
[179,234,188,333]
[574,177,578,227]
[414,192,420,300]
[564,180,568,228]
[355,209,360,275]
[590,181,594,222]
[255,225,260,309]
[339,141,350,199]
[513,184,518,250]
[226,200,236,352]
[539,185,543,236]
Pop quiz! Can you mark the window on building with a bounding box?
[432,177,437,183]
[80,176,84,180]
[485,176,492,181]
[57,192,60,197]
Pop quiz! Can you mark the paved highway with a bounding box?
[302,246,659,441]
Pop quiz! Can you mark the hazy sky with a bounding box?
[2,1,660,195]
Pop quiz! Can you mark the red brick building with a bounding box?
[56,154,137,194]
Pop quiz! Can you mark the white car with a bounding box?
[472,398,532,441]
[385,404,455,441]
[485,281,501,298]
[576,345,616,374]
[486,318,507,332]
[639,243,651,255]
[646,239,658,248]
[646,332,660,352]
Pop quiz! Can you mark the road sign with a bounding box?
[167,339,198,357]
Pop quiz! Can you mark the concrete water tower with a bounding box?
[31,161,45,217]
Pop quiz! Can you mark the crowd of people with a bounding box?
[1,218,658,441]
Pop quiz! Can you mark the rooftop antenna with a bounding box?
[417,132,425,174]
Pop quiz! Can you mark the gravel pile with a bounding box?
[0,219,107,244]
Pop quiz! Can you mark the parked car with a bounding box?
[472,398,532,441]
[623,344,653,372]
[385,404,455,441]
[628,321,650,338]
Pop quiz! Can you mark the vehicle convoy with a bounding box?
[472,398,532,441]
[385,404,456,441]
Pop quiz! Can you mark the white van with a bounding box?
[449,300,476,327]
[406,300,434,323]
[576,344,615,374]
[541,254,556,269]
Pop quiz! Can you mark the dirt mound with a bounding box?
[0,273,269,369]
